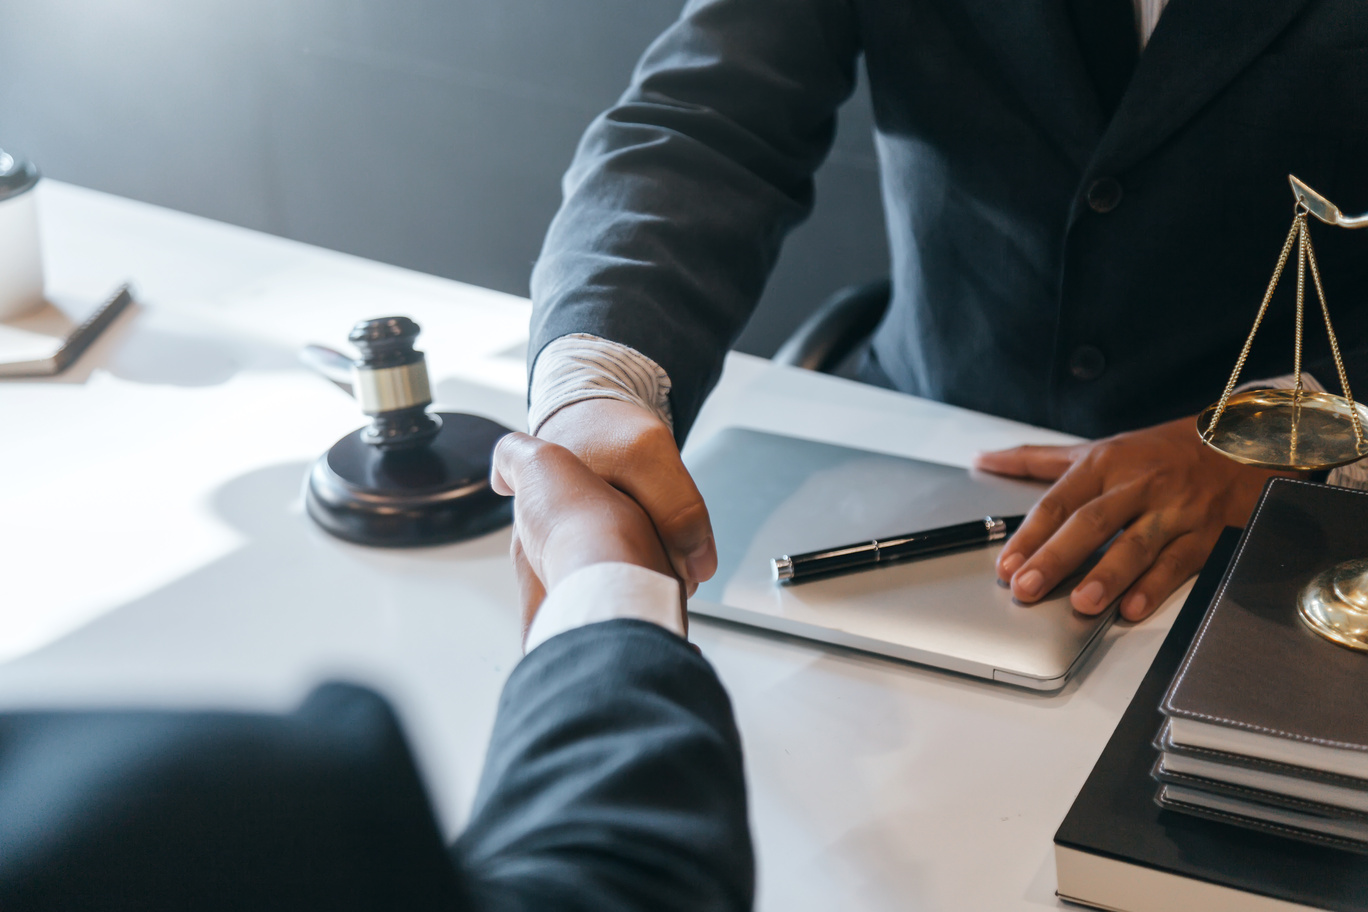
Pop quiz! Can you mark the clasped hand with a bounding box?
[491,430,683,645]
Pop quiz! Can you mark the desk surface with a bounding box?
[0,181,1190,911]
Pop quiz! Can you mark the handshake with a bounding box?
[491,422,691,645]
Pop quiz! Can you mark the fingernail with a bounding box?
[1122,592,1148,620]
[1000,552,1024,579]
[1016,569,1044,600]
[685,540,716,583]
[1074,580,1105,611]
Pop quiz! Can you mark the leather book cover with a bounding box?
[1153,760,1368,822]
[1161,479,1368,758]
[1154,721,1368,793]
[1054,526,1368,911]
[1154,782,1368,856]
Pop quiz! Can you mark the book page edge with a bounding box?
[1054,844,1313,911]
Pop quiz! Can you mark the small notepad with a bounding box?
[0,285,133,377]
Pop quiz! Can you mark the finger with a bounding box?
[490,431,544,497]
[1010,480,1149,603]
[1067,509,1175,615]
[973,444,1085,481]
[994,456,1106,582]
[593,427,717,586]
[510,532,547,648]
[1116,529,1217,622]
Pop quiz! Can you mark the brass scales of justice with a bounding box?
[1198,175,1368,652]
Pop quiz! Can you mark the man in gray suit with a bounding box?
[0,434,752,912]
[527,0,1368,624]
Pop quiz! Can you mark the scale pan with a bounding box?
[1197,388,1368,471]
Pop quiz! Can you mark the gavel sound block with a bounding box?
[305,317,513,547]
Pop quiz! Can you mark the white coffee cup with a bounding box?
[0,150,44,321]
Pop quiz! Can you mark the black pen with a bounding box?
[772,515,1025,584]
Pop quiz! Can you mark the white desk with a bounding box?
[0,182,1190,911]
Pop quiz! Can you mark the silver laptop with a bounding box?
[686,428,1116,691]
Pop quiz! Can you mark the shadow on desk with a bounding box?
[0,299,299,388]
[0,461,517,703]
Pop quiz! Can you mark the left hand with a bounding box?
[973,416,1286,622]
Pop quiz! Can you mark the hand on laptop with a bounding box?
[491,430,683,636]
[535,399,718,593]
[975,415,1283,622]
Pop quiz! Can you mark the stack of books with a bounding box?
[1055,480,1368,912]
[1153,717,1368,854]
[1155,477,1368,852]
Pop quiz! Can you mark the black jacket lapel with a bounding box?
[1093,0,1315,174]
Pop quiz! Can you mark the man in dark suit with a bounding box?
[0,434,753,912]
[526,0,1368,623]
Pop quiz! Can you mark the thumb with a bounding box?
[490,431,543,496]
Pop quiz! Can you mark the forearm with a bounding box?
[530,0,860,441]
[455,621,752,912]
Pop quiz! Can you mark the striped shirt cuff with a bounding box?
[528,334,674,435]
[1234,372,1368,490]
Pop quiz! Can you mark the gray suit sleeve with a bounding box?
[530,0,861,442]
[453,620,753,912]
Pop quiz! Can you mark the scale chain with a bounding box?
[1203,211,1303,439]
[1294,221,1306,397]
[1291,220,1309,465]
[1303,231,1367,450]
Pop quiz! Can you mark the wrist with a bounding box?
[543,528,677,590]
[528,334,674,434]
[526,561,686,653]
[536,397,673,458]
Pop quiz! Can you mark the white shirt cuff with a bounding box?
[528,333,674,434]
[525,561,685,654]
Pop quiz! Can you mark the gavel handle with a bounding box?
[299,344,355,397]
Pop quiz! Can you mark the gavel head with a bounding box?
[348,316,442,450]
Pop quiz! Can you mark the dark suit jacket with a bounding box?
[530,0,1368,441]
[0,621,753,912]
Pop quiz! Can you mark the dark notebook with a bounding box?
[1054,525,1368,912]
[1151,768,1368,855]
[1155,721,1368,796]
[1161,480,1368,780]
[1153,723,1368,853]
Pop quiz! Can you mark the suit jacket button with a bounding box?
[1086,177,1123,213]
[1069,344,1106,381]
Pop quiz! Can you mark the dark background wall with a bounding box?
[0,0,887,356]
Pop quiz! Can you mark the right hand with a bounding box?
[536,399,717,592]
[491,432,682,640]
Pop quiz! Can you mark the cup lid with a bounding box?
[0,150,40,202]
